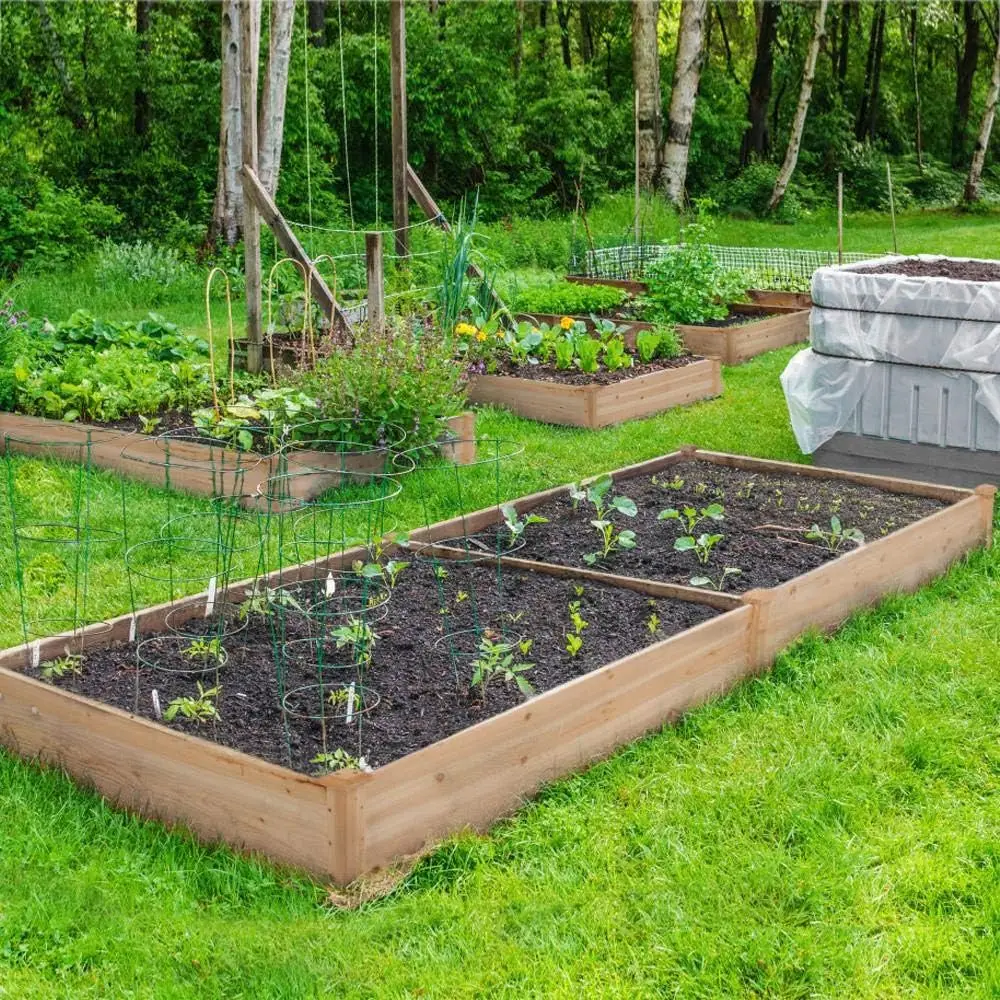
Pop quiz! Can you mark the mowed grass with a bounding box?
[1,340,1000,996]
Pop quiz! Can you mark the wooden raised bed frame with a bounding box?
[0,411,478,501]
[515,308,808,367]
[0,448,992,885]
[467,359,722,428]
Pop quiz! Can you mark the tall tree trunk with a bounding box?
[555,0,572,69]
[836,0,850,93]
[134,0,154,140]
[965,10,1000,202]
[740,0,781,164]
[306,0,326,45]
[715,2,740,86]
[36,0,88,130]
[514,0,525,77]
[211,0,243,246]
[855,2,885,141]
[580,2,594,64]
[632,0,662,190]
[661,0,707,207]
[539,0,549,61]
[769,0,828,212]
[953,0,981,166]
[258,0,294,199]
[908,3,923,169]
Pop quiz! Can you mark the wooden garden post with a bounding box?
[240,0,263,373]
[366,232,386,333]
[389,0,409,259]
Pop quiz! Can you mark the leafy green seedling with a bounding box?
[470,637,535,699]
[500,503,548,547]
[806,516,864,551]
[164,682,220,723]
[41,654,83,679]
[690,567,742,591]
[565,633,583,657]
[674,532,724,565]
[658,503,724,533]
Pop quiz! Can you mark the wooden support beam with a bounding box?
[389,0,409,259]
[240,0,263,373]
[365,232,385,333]
[240,165,355,335]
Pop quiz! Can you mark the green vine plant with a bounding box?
[569,475,638,565]
[164,682,221,723]
[806,516,865,551]
[690,567,742,591]
[469,636,535,700]
[500,503,549,548]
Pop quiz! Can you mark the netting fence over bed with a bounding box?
[570,243,882,289]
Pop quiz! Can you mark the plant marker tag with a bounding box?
[345,682,356,724]
[128,615,137,642]
[30,641,40,669]
[151,689,162,720]
[325,572,336,597]
[205,577,217,618]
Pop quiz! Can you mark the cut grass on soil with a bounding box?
[2,341,1000,997]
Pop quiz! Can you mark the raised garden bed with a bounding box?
[0,411,477,501]
[515,307,809,367]
[466,357,722,428]
[0,447,991,884]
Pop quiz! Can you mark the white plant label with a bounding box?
[30,641,40,669]
[205,576,217,617]
[128,615,137,642]
[325,572,336,597]
[151,689,162,720]
[345,682,356,724]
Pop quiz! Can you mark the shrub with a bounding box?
[640,225,744,325]
[514,280,627,316]
[294,319,467,449]
[0,299,29,410]
[714,162,804,222]
[95,240,193,288]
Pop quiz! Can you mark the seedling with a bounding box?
[500,503,548,547]
[658,503,724,533]
[470,637,535,699]
[569,475,638,565]
[138,414,161,435]
[164,682,220,723]
[735,478,757,500]
[353,558,409,588]
[602,337,632,371]
[310,749,369,774]
[239,586,304,620]
[565,633,583,657]
[567,600,589,635]
[572,585,585,597]
[455,590,469,603]
[41,654,83,679]
[182,637,225,665]
[674,532,724,565]
[433,565,449,581]
[330,617,376,668]
[806,516,864,551]
[584,520,636,565]
[518,637,534,655]
[575,336,602,374]
[646,612,660,634]
[690,567,742,591]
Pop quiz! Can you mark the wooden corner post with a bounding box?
[389,0,409,259]
[365,232,385,334]
[240,0,263,373]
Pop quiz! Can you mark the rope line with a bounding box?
[336,0,357,243]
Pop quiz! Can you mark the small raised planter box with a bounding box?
[0,448,991,884]
[0,411,478,501]
[466,359,722,428]
[515,306,809,367]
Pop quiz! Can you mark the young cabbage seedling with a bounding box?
[690,567,742,591]
[470,636,535,699]
[500,503,548,547]
[569,475,638,565]
[673,532,724,565]
[806,516,864,551]
[658,503,724,533]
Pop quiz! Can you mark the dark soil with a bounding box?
[28,561,717,774]
[487,354,700,386]
[867,258,1000,282]
[482,460,945,592]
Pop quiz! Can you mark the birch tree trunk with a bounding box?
[210,0,243,246]
[661,0,708,207]
[964,14,1000,202]
[768,0,828,212]
[632,0,662,190]
[258,0,295,199]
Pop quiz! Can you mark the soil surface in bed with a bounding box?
[484,354,702,386]
[480,460,945,592]
[27,561,717,774]
[867,258,1000,282]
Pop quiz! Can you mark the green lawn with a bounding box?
[2,339,1000,997]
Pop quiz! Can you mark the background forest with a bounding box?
[2,0,1000,274]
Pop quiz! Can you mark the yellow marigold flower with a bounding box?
[475,330,488,342]
[560,316,574,330]
[455,322,477,337]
